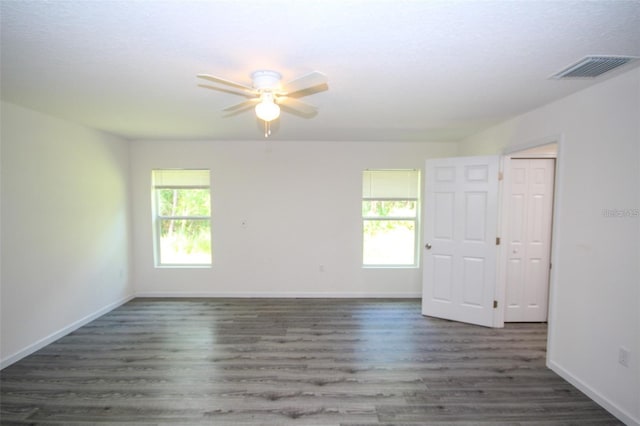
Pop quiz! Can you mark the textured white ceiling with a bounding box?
[1,0,639,142]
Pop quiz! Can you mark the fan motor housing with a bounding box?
[251,70,282,91]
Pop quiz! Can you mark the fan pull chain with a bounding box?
[264,121,271,138]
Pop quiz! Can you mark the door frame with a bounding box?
[496,135,563,348]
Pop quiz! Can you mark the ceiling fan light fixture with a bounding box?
[197,69,328,133]
[255,94,280,122]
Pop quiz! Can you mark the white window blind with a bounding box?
[362,170,420,199]
[152,169,210,188]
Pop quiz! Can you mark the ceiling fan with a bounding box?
[197,70,328,137]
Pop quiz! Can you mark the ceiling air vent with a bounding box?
[551,56,637,79]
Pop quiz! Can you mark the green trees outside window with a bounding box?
[152,170,211,266]
[362,200,417,265]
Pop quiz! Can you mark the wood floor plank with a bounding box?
[0,298,622,425]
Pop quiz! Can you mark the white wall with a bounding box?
[0,102,133,366]
[459,68,640,425]
[130,139,457,297]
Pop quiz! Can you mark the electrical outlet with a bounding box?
[618,347,630,367]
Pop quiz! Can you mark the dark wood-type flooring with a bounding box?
[0,298,621,425]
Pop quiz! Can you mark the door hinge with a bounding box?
[493,300,498,309]
[498,171,504,181]
[549,262,552,269]
[496,237,501,245]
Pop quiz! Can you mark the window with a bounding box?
[362,169,420,267]
[152,169,211,266]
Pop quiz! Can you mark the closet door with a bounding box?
[504,159,555,322]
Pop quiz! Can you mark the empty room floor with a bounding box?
[0,298,621,425]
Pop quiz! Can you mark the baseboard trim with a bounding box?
[548,359,639,426]
[135,292,421,299]
[0,294,135,370]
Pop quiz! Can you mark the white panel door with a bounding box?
[504,159,555,322]
[422,156,500,327]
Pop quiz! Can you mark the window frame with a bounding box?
[362,170,421,268]
[152,170,212,268]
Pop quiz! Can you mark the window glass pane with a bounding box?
[159,219,211,265]
[362,200,417,218]
[156,189,210,217]
[363,220,415,265]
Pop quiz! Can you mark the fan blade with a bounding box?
[222,99,259,118]
[223,99,259,112]
[197,74,256,93]
[282,71,328,95]
[198,84,256,98]
[278,97,318,118]
[284,83,329,99]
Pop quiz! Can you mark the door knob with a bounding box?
[425,243,432,250]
